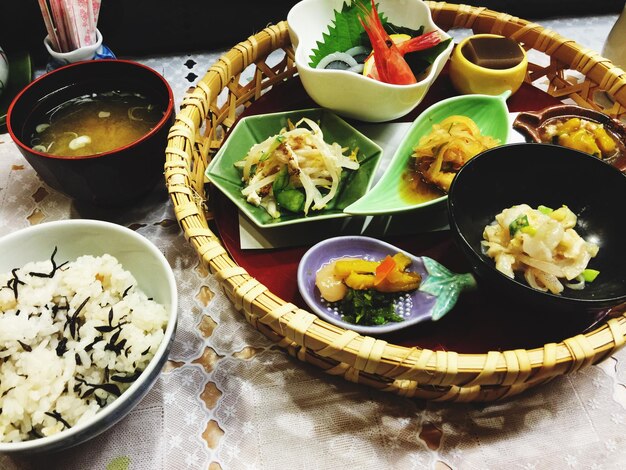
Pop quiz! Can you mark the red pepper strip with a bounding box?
[374,255,396,286]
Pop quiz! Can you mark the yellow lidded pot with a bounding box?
[449,34,528,95]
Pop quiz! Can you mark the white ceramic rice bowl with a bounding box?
[0,220,178,454]
[287,0,453,122]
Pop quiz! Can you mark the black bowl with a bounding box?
[7,59,174,207]
[448,143,626,312]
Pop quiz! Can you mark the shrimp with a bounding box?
[358,0,442,85]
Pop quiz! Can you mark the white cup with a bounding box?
[44,29,104,67]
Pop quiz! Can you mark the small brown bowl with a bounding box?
[513,104,626,171]
[7,59,174,207]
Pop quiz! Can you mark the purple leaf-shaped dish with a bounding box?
[297,236,476,335]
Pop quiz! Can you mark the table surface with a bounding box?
[2,13,626,470]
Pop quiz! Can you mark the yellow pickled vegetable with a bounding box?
[321,252,422,296]
[344,272,377,290]
[549,117,618,159]
[377,269,421,292]
[557,118,581,133]
[594,126,617,154]
[559,129,602,157]
[391,252,412,271]
[334,259,379,277]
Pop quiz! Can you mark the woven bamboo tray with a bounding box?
[165,2,626,402]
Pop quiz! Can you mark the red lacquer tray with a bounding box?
[212,71,611,354]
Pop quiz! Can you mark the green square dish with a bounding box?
[205,108,383,228]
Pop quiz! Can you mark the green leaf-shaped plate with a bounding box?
[343,92,511,215]
[205,108,383,228]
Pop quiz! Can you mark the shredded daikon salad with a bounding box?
[412,115,500,192]
[234,118,360,218]
[482,204,600,294]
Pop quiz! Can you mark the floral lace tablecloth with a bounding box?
[2,13,626,470]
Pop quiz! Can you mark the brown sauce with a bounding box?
[398,165,444,204]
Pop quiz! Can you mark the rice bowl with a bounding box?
[0,220,177,454]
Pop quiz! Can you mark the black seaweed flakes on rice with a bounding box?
[0,252,168,443]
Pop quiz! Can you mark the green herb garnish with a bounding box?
[309,0,378,68]
[404,38,452,76]
[582,269,600,282]
[509,214,529,236]
[339,288,404,326]
[520,225,537,236]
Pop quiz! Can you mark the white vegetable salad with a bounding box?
[234,118,360,218]
[482,204,600,294]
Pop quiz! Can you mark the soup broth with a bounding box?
[29,90,164,157]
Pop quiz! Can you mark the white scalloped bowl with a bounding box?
[287,0,453,123]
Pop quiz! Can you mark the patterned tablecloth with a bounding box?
[2,13,626,470]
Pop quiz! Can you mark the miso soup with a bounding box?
[29,90,164,157]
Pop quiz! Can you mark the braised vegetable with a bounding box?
[329,253,421,293]
[412,115,500,192]
[315,252,422,326]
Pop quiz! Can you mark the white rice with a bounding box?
[0,251,168,442]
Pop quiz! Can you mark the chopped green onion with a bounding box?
[537,205,553,214]
[582,269,600,282]
[520,225,537,236]
[509,214,529,236]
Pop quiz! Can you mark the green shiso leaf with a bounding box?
[309,0,384,68]
[384,24,424,38]
[404,38,452,75]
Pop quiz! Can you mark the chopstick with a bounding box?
[37,0,101,53]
